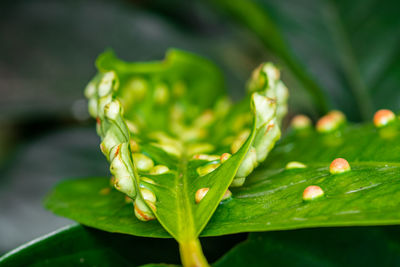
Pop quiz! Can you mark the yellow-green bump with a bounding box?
[316,110,346,133]
[286,161,307,169]
[134,188,157,221]
[373,109,396,128]
[149,165,169,175]
[221,189,232,201]
[195,188,209,203]
[197,163,220,177]
[329,158,351,174]
[132,153,154,172]
[220,153,231,163]
[303,185,324,201]
[291,114,312,130]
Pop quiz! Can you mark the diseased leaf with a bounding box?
[45,179,169,238]
[214,226,400,267]
[263,123,400,169]
[46,119,400,237]
[46,50,288,265]
[203,120,400,235]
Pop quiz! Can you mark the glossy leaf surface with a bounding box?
[204,121,400,234]
[46,120,400,237]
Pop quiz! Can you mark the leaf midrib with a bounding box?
[175,148,196,242]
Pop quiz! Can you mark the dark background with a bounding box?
[1,0,399,254]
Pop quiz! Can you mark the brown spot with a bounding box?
[146,201,157,212]
[124,195,132,204]
[266,123,275,132]
[134,203,155,221]
[266,97,276,104]
[220,153,231,163]
[99,187,111,195]
[114,144,121,158]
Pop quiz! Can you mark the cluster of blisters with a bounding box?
[289,112,355,201]
[85,72,158,221]
[193,153,232,203]
[316,110,346,133]
[86,59,289,216]
[290,108,398,202]
[291,108,398,134]
[290,111,347,133]
[230,63,289,187]
[192,64,289,202]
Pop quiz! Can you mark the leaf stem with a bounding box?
[179,239,210,267]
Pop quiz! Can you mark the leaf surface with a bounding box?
[203,121,400,235]
[46,120,400,237]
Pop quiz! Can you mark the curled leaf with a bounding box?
[51,49,289,265]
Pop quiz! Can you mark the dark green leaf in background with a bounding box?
[4,223,400,267]
[215,227,400,267]
[0,224,245,266]
[211,0,400,120]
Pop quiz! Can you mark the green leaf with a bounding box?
[46,49,288,265]
[263,122,400,169]
[45,179,169,238]
[214,226,400,266]
[202,121,400,235]
[46,119,400,237]
[211,0,400,120]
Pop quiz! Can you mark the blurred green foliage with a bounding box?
[211,0,400,121]
[1,0,400,265]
